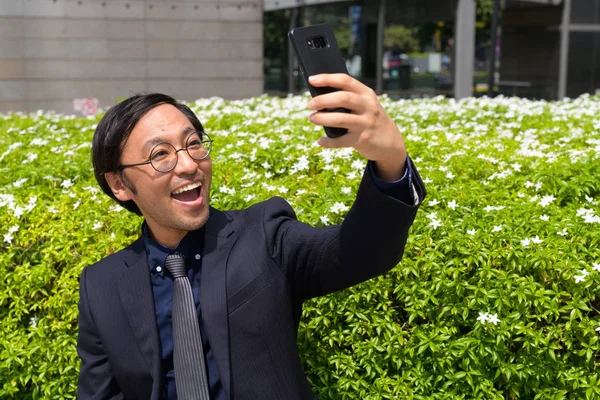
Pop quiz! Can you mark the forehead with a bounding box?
[124,104,194,152]
[134,104,191,137]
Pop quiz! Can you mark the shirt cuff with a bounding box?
[368,154,416,205]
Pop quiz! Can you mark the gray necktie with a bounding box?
[164,252,211,400]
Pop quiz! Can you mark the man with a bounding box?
[77,74,426,399]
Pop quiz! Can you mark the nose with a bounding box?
[173,148,198,175]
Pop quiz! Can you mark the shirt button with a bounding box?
[195,254,201,260]
[156,266,162,272]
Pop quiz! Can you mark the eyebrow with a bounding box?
[141,126,196,154]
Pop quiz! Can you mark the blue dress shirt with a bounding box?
[143,227,226,400]
[142,155,415,399]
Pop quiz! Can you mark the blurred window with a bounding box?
[571,0,600,24]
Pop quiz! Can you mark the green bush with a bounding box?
[1,94,599,399]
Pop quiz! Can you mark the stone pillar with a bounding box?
[454,0,476,99]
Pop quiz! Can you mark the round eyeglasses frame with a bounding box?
[118,131,213,173]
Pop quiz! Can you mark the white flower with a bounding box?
[447,200,458,210]
[517,192,526,198]
[25,196,37,212]
[429,219,442,230]
[531,236,542,244]
[446,171,455,179]
[538,195,556,208]
[48,206,59,214]
[73,200,81,210]
[484,205,505,212]
[13,206,24,219]
[220,186,236,195]
[593,263,600,272]
[330,202,349,214]
[525,181,534,188]
[596,326,600,333]
[467,229,477,236]
[61,179,74,189]
[92,221,102,230]
[351,159,365,171]
[8,225,19,234]
[244,194,255,202]
[341,187,351,195]
[477,312,489,322]
[13,178,28,188]
[557,228,568,236]
[540,214,550,221]
[3,233,13,244]
[584,195,597,204]
[346,171,358,180]
[22,152,38,164]
[492,225,502,232]
[429,199,440,206]
[534,182,543,191]
[477,312,501,325]
[277,186,289,194]
[487,313,501,325]
[426,211,438,220]
[261,161,271,169]
[29,316,38,328]
[296,189,306,195]
[290,156,309,174]
[320,215,330,225]
[521,238,531,248]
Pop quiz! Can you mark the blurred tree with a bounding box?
[384,25,420,54]
[302,6,352,57]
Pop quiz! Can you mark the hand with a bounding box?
[307,73,407,181]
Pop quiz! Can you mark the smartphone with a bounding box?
[288,23,350,138]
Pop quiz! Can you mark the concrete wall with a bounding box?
[0,0,263,114]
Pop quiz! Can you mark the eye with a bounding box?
[187,139,202,149]
[151,146,171,161]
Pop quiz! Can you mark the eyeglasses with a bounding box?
[119,131,213,173]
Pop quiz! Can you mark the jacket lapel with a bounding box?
[200,207,237,399]
[118,239,161,382]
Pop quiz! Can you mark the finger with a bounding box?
[317,132,358,149]
[309,74,375,97]
[308,91,367,114]
[309,111,365,130]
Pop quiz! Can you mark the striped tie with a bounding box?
[164,252,210,400]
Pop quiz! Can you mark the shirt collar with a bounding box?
[142,222,205,277]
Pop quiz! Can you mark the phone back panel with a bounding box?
[288,23,349,137]
[288,23,349,97]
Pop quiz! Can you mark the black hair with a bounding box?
[92,93,204,215]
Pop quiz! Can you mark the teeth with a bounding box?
[172,182,201,195]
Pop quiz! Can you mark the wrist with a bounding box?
[373,152,407,182]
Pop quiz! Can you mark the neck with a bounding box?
[146,224,187,249]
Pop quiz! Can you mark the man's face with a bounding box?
[106,104,212,247]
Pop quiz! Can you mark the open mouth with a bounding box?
[171,181,202,203]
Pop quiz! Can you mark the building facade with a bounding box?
[0,0,263,114]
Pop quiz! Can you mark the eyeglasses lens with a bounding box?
[149,133,211,172]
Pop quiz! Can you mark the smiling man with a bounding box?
[77,74,426,400]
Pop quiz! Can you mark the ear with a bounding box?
[104,172,134,202]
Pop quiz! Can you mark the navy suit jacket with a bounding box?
[76,162,426,400]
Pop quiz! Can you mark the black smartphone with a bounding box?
[288,23,350,138]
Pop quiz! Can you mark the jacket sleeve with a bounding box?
[263,159,426,301]
[77,267,123,400]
